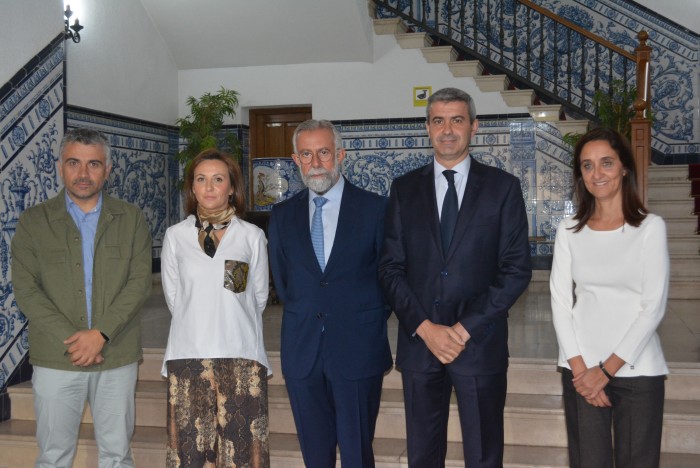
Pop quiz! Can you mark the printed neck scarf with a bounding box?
[195,206,235,257]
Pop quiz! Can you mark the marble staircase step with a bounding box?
[132,351,700,400]
[447,60,484,77]
[649,200,696,218]
[10,371,700,453]
[396,31,433,49]
[372,17,407,36]
[8,380,167,427]
[670,255,700,279]
[554,119,589,136]
[649,181,693,201]
[3,416,700,467]
[669,281,700,300]
[649,165,692,183]
[0,420,166,468]
[668,236,700,255]
[663,216,699,236]
[528,104,562,122]
[421,45,458,63]
[501,89,536,107]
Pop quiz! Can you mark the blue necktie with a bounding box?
[441,170,458,254]
[311,197,328,270]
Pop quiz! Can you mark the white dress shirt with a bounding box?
[434,156,471,218]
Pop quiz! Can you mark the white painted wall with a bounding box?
[634,0,700,34]
[1,0,63,84]
[178,35,521,124]
[65,0,179,124]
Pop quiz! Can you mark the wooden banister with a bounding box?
[630,30,652,205]
[517,0,636,61]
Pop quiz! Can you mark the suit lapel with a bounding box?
[324,179,356,273]
[446,158,484,259]
[292,189,324,275]
[417,164,443,256]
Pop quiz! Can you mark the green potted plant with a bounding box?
[562,79,643,149]
[176,87,242,176]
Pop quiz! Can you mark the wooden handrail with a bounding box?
[634,31,652,119]
[517,0,635,61]
[631,30,652,205]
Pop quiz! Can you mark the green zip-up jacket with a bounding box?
[11,190,152,371]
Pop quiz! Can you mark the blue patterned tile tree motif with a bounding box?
[107,149,168,244]
[0,123,60,389]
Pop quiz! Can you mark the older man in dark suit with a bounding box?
[379,88,532,467]
[268,119,392,467]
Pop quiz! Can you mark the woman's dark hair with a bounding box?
[183,149,246,218]
[571,127,646,232]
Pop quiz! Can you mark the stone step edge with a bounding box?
[0,419,572,467]
[142,350,700,372]
[4,419,700,467]
[10,382,700,422]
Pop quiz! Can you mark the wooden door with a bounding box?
[250,106,312,160]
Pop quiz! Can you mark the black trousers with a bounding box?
[402,368,507,468]
[561,368,665,468]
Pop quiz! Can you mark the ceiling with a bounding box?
[135,0,698,71]
[138,0,375,70]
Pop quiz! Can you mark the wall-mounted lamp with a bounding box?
[64,5,84,43]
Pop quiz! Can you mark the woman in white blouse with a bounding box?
[550,128,669,468]
[161,149,270,467]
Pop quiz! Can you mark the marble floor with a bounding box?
[141,275,700,366]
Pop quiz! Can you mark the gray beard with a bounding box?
[302,164,341,194]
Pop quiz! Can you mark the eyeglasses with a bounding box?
[296,148,335,164]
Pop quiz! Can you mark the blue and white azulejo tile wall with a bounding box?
[0,35,66,390]
[337,116,574,256]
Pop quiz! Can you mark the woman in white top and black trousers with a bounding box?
[161,149,271,467]
[550,128,670,468]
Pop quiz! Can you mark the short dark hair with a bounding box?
[571,127,647,232]
[426,87,477,123]
[183,149,246,218]
[59,128,112,166]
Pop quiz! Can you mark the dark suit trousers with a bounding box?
[561,368,665,468]
[285,343,383,468]
[401,367,507,468]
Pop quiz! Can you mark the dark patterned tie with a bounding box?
[441,170,458,254]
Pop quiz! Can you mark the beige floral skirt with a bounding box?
[166,358,269,467]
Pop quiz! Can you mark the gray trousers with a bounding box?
[32,362,138,468]
[561,367,665,468]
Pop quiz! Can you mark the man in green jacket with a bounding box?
[11,128,152,467]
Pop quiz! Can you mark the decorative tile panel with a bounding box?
[0,35,65,393]
[335,116,576,253]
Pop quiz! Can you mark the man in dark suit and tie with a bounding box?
[268,119,393,467]
[379,88,532,467]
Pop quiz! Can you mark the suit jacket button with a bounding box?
[441,270,448,276]
[433,299,440,306]
[320,281,328,287]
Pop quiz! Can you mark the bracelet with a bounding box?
[599,361,613,380]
